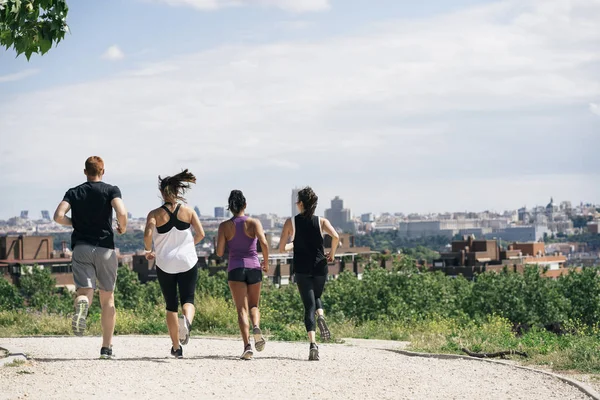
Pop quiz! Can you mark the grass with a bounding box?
[4,359,26,367]
[408,316,600,374]
[2,307,600,375]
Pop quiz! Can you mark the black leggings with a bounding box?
[295,273,327,332]
[156,264,198,312]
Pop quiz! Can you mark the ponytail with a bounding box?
[159,169,196,202]
[297,186,318,218]
[227,190,247,215]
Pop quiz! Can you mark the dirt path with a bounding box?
[0,336,594,400]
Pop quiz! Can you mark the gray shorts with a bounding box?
[72,244,118,291]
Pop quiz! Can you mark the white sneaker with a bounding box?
[72,297,89,337]
[178,315,190,345]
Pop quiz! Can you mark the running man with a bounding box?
[216,190,269,360]
[279,186,339,361]
[143,169,205,359]
[53,156,128,359]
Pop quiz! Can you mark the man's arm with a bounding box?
[111,198,127,234]
[53,201,72,226]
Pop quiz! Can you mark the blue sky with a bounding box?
[0,0,599,219]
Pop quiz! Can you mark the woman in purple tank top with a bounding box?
[217,190,270,359]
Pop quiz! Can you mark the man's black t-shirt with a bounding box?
[63,181,122,250]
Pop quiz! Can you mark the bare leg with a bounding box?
[166,311,180,350]
[228,281,250,347]
[98,290,116,348]
[247,282,262,328]
[182,303,195,325]
[75,287,93,307]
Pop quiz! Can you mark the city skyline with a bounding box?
[1,0,599,218]
[0,191,596,221]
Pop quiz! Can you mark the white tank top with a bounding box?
[153,204,197,274]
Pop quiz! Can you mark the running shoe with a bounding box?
[171,346,183,359]
[308,343,319,361]
[72,297,89,337]
[317,315,331,342]
[178,315,191,345]
[241,344,253,360]
[100,346,113,360]
[253,326,266,352]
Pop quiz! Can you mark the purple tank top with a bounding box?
[227,216,261,271]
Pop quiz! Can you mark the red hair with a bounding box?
[85,156,104,176]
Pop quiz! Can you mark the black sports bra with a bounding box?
[156,204,191,234]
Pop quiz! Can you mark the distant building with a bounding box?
[255,214,275,230]
[0,235,73,287]
[194,206,201,217]
[433,236,570,280]
[398,219,493,238]
[41,210,51,221]
[20,211,29,219]
[518,207,530,223]
[324,196,354,232]
[291,188,301,217]
[127,212,133,219]
[484,225,549,242]
[546,197,557,222]
[214,207,225,219]
[361,213,374,223]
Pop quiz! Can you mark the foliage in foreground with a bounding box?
[0,0,69,59]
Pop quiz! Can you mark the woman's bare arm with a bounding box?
[143,210,156,259]
[278,218,293,253]
[216,222,227,257]
[321,218,339,262]
[189,207,205,244]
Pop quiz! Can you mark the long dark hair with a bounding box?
[159,169,196,203]
[297,186,318,218]
[228,190,247,215]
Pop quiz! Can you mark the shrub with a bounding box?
[0,278,24,310]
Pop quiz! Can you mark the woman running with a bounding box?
[279,186,339,361]
[144,169,205,358]
[217,190,269,360]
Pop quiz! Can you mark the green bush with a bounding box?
[0,278,24,310]
[17,266,72,313]
[5,260,600,340]
[114,266,146,310]
[558,267,600,326]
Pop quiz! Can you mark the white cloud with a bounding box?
[102,45,125,61]
[151,0,330,13]
[591,103,600,116]
[1,0,599,217]
[0,69,40,83]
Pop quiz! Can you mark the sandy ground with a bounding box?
[0,336,595,400]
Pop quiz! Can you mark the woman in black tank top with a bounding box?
[278,187,340,361]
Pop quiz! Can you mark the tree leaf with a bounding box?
[39,37,50,53]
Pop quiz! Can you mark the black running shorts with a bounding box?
[227,268,262,285]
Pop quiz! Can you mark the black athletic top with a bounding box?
[156,204,190,234]
[293,214,327,276]
[63,181,122,249]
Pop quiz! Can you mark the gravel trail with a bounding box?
[0,336,593,400]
